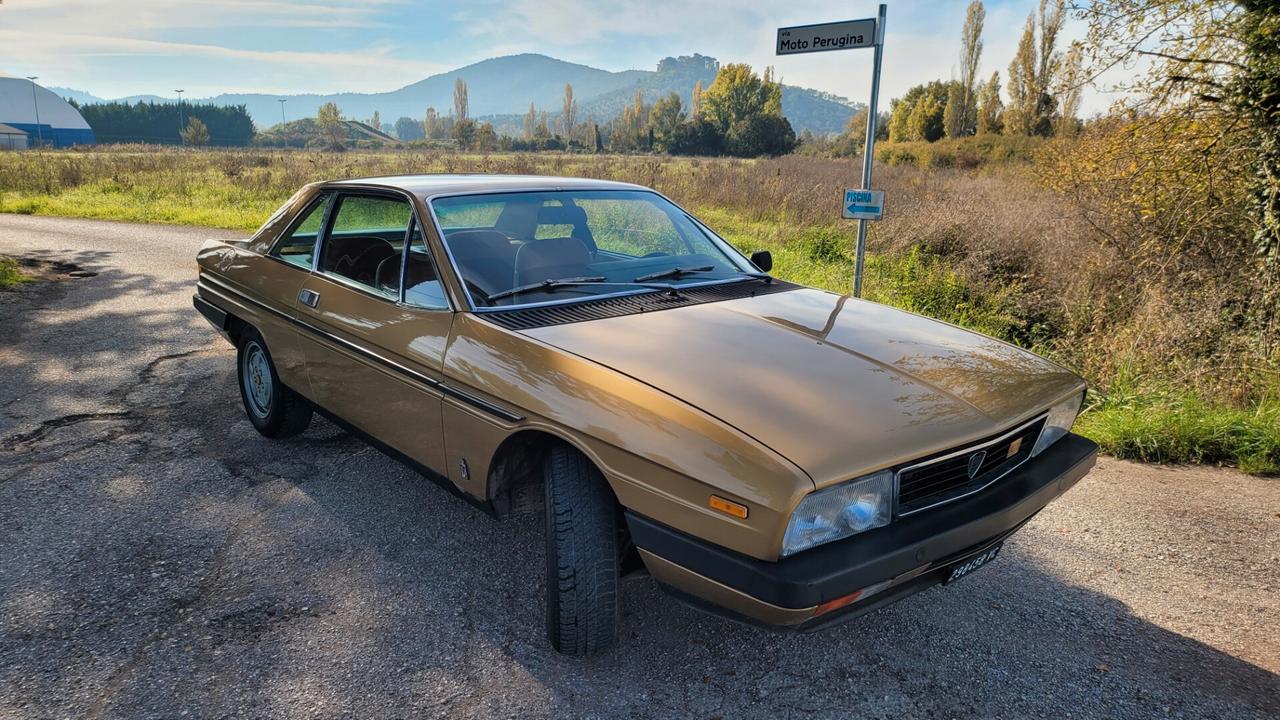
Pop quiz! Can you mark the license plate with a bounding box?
[944,542,1002,584]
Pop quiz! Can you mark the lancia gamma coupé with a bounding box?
[194,175,1097,655]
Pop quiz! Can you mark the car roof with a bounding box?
[326,174,649,198]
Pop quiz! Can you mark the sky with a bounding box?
[0,0,1118,114]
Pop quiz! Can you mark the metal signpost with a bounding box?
[777,4,886,297]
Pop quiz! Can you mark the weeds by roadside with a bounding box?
[0,257,31,289]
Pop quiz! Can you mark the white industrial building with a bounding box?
[0,73,95,148]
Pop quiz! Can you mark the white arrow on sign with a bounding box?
[842,189,884,220]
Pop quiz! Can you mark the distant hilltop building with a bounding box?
[0,73,95,148]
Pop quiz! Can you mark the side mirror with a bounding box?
[749,250,773,272]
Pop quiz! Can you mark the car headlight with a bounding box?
[1031,392,1084,457]
[781,470,893,557]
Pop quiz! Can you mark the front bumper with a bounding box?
[628,432,1098,631]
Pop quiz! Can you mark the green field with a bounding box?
[2,146,1276,474]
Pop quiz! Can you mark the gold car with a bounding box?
[194,175,1097,655]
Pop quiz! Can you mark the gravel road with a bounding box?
[1,214,1277,719]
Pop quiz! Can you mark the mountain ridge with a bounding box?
[52,53,860,135]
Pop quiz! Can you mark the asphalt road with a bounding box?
[1,214,1277,720]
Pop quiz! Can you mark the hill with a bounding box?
[53,53,859,136]
[254,118,400,148]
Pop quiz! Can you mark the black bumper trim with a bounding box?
[193,293,228,330]
[627,432,1097,610]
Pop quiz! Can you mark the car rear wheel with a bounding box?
[237,329,312,438]
[543,444,620,655]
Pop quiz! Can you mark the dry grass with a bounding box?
[1,145,1274,472]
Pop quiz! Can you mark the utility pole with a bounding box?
[278,98,287,126]
[25,77,43,148]
[175,89,185,146]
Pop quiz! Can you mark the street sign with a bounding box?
[842,189,884,220]
[776,18,878,55]
[776,4,887,298]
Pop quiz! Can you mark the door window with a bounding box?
[271,195,328,269]
[403,222,449,309]
[319,194,414,297]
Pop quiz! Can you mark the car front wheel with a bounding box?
[236,329,312,438]
[543,444,620,655]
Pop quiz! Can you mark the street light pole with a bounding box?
[175,89,185,146]
[25,76,43,148]
[278,98,287,125]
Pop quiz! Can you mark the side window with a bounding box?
[319,194,413,297]
[271,195,328,269]
[403,222,449,309]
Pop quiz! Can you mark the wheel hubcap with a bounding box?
[243,344,272,418]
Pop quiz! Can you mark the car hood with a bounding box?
[523,287,1084,488]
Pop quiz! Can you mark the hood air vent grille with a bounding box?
[477,279,799,331]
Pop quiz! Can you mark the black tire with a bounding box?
[236,328,312,439]
[543,444,620,655]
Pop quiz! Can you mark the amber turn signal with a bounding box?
[709,495,748,519]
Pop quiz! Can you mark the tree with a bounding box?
[690,80,704,119]
[888,81,950,141]
[561,84,577,140]
[1073,0,1280,298]
[1006,0,1065,136]
[523,102,537,140]
[648,92,685,152]
[316,102,345,149]
[424,107,445,139]
[977,71,1004,135]
[453,78,469,124]
[700,63,781,133]
[369,111,381,130]
[953,0,985,138]
[452,118,476,149]
[1054,42,1085,137]
[909,95,946,142]
[395,116,424,141]
[944,82,965,140]
[726,114,796,157]
[474,122,498,151]
[591,122,603,153]
[77,101,254,146]
[180,117,209,146]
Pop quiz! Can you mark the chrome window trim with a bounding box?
[421,187,758,313]
[309,186,456,312]
[266,192,330,267]
[894,412,1050,518]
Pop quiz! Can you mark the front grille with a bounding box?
[895,416,1046,516]
[476,279,798,330]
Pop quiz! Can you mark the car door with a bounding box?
[294,190,454,473]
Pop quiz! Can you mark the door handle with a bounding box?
[298,289,320,308]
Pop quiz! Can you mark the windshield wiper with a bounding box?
[483,277,686,303]
[484,276,609,302]
[633,265,716,282]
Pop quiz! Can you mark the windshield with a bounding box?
[430,190,757,307]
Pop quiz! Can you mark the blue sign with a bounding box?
[842,189,884,220]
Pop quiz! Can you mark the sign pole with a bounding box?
[853,3,886,299]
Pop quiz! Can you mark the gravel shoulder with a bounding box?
[1,214,1277,719]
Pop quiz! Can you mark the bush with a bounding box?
[876,136,1046,169]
